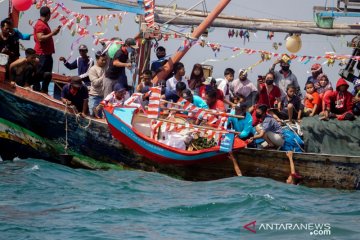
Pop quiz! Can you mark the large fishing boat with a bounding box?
[1,0,360,189]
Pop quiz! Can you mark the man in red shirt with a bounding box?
[33,6,61,93]
[205,89,226,112]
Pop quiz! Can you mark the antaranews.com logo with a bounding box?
[243,221,331,236]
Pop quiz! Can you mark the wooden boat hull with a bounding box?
[104,107,245,165]
[1,82,360,189]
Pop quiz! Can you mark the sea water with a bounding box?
[0,158,359,240]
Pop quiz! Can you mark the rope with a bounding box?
[75,112,92,129]
[64,102,69,153]
[160,0,205,26]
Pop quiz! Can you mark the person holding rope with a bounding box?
[248,104,284,149]
[61,76,89,117]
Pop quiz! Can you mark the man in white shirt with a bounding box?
[166,62,188,92]
[217,68,235,109]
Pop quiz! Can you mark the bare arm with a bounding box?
[286,151,296,174]
[253,129,265,139]
[9,58,26,81]
[61,98,71,105]
[36,25,61,42]
[309,104,318,116]
[113,59,131,68]
[136,82,144,92]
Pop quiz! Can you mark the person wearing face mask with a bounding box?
[277,84,302,122]
[151,46,167,76]
[270,59,301,98]
[103,38,138,97]
[230,69,258,108]
[256,72,281,108]
[248,104,284,149]
[253,72,281,126]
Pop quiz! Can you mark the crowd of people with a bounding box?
[1,6,360,151]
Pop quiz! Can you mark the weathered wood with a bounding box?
[155,14,360,36]
[81,4,360,35]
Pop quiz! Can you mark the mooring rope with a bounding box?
[75,112,92,129]
[64,102,69,154]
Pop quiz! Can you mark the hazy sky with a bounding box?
[1,0,358,90]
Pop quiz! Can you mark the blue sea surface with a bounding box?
[0,158,359,240]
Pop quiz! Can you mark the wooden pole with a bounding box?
[81,4,360,36]
[138,114,240,134]
[155,14,360,36]
[160,99,244,119]
[152,0,232,84]
[156,118,240,134]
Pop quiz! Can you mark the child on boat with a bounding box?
[303,82,320,117]
[218,68,236,108]
[315,73,333,112]
[321,78,355,121]
[276,84,302,122]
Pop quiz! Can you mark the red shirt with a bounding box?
[209,99,226,112]
[199,85,224,100]
[34,19,55,55]
[304,92,320,109]
[257,84,281,108]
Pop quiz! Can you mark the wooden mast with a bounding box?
[8,0,20,28]
[152,0,232,84]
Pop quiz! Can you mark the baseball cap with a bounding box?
[125,38,139,49]
[70,76,83,87]
[114,83,126,92]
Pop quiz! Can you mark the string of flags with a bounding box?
[144,0,155,28]
[171,37,359,65]
[32,1,127,37]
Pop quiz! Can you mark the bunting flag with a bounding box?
[34,1,126,37]
[147,87,161,119]
[150,120,163,140]
[124,93,143,106]
[144,0,155,27]
[93,37,124,47]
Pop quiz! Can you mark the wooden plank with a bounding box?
[155,14,360,36]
